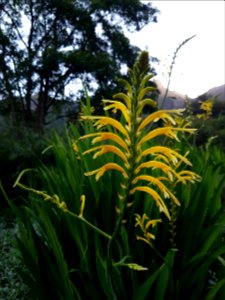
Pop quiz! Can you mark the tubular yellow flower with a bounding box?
[84,163,128,181]
[137,87,157,102]
[134,160,177,180]
[136,146,192,167]
[132,174,180,204]
[83,145,129,164]
[136,98,156,116]
[137,110,177,132]
[80,132,129,151]
[137,127,179,147]
[176,170,202,184]
[95,117,129,138]
[81,116,130,138]
[131,186,170,219]
[102,100,130,123]
[113,92,131,109]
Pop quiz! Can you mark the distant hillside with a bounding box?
[154,81,225,109]
[154,80,187,109]
[204,84,225,102]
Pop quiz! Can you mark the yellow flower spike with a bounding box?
[84,163,128,181]
[79,194,86,218]
[102,100,130,123]
[83,145,129,164]
[80,51,200,230]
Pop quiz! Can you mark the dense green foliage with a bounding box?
[193,114,225,150]
[0,213,30,299]
[0,124,51,207]
[6,128,225,300]
[2,53,225,299]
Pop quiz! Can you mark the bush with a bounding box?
[0,124,53,208]
[192,114,225,150]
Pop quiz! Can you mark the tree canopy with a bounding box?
[0,0,158,131]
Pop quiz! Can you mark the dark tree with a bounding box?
[0,0,158,132]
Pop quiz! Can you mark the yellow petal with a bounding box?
[83,145,129,164]
[137,87,157,102]
[136,98,156,116]
[136,236,152,246]
[132,175,170,198]
[134,160,174,178]
[145,219,162,230]
[136,146,192,166]
[113,92,131,109]
[176,170,202,184]
[80,132,129,151]
[137,127,179,147]
[79,132,103,140]
[138,110,177,132]
[92,132,129,150]
[92,116,129,138]
[85,163,128,181]
[130,186,170,219]
[102,100,130,123]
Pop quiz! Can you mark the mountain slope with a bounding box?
[205,84,225,102]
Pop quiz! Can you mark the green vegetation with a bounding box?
[0,0,158,132]
[1,52,225,299]
[0,213,30,299]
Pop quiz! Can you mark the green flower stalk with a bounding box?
[80,51,200,221]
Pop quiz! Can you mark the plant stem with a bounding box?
[160,35,196,109]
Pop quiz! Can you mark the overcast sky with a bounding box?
[126,0,225,98]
